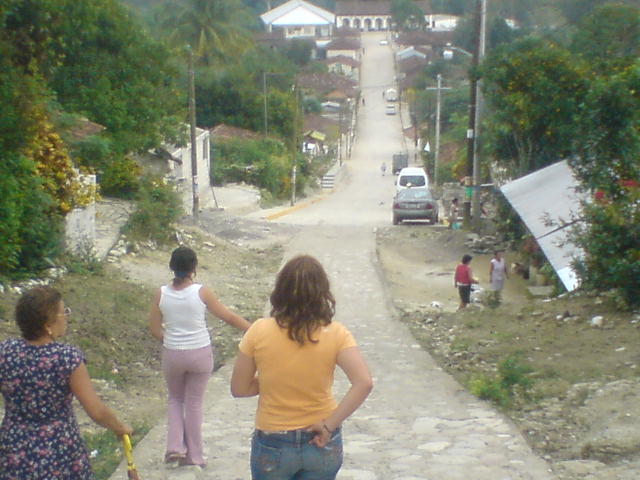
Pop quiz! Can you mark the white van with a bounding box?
[385,104,396,115]
[385,88,398,101]
[396,167,429,192]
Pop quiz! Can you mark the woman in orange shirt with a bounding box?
[231,255,373,480]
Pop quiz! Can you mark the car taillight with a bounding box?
[393,202,400,208]
[425,203,434,209]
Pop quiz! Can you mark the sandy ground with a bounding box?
[375,225,640,480]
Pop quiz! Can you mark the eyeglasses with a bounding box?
[60,307,72,317]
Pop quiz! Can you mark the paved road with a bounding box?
[110,32,555,480]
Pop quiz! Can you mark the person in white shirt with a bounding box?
[149,246,251,468]
[489,250,509,293]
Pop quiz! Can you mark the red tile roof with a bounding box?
[210,124,262,141]
[335,0,431,15]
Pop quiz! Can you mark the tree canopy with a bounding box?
[481,37,587,176]
[157,0,256,65]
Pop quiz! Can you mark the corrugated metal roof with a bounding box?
[500,160,586,291]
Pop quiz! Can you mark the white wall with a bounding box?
[64,174,97,255]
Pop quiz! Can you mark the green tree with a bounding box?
[481,37,587,175]
[391,0,427,31]
[430,0,469,16]
[45,0,183,155]
[158,0,255,65]
[570,62,640,196]
[557,0,637,25]
[194,47,297,139]
[488,17,520,49]
[570,4,640,74]
[280,39,315,66]
[0,40,62,274]
[212,138,292,197]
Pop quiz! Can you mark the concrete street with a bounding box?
[109,32,555,480]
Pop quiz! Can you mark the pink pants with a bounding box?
[162,345,214,465]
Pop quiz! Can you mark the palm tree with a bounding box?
[158,0,255,64]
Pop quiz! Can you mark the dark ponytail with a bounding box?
[169,246,198,287]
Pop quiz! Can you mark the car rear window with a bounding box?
[398,189,432,200]
[399,175,426,187]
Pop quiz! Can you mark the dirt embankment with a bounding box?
[0,225,283,441]
[376,226,640,480]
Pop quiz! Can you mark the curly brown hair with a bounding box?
[270,255,336,345]
[15,286,62,341]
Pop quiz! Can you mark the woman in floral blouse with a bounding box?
[0,286,132,479]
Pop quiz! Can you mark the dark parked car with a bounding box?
[392,188,439,225]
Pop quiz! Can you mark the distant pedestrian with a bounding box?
[454,254,478,310]
[489,250,509,294]
[231,255,373,480]
[149,246,251,468]
[381,162,387,176]
[448,198,460,229]
[362,96,366,106]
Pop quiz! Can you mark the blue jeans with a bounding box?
[251,428,343,480]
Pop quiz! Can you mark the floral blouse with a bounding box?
[0,338,93,479]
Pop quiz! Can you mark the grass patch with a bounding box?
[62,241,104,275]
[85,422,150,480]
[469,355,535,409]
[57,269,159,387]
[451,337,471,352]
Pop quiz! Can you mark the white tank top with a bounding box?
[160,283,211,350]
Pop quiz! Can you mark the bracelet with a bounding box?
[322,421,332,434]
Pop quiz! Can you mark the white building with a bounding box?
[427,14,460,32]
[142,127,216,214]
[260,0,335,38]
[335,0,432,31]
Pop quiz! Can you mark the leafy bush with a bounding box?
[0,48,64,276]
[569,62,640,308]
[470,355,534,408]
[62,240,103,275]
[572,188,640,309]
[470,375,511,407]
[123,175,183,244]
[480,289,502,309]
[100,157,142,199]
[499,355,534,392]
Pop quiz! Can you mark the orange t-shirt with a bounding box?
[239,317,357,431]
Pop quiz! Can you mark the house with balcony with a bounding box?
[335,0,431,31]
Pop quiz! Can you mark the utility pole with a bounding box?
[263,72,268,135]
[338,105,343,166]
[426,74,451,186]
[463,0,484,228]
[290,84,299,206]
[472,0,487,229]
[188,46,199,220]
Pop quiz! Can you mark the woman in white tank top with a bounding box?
[149,246,251,468]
